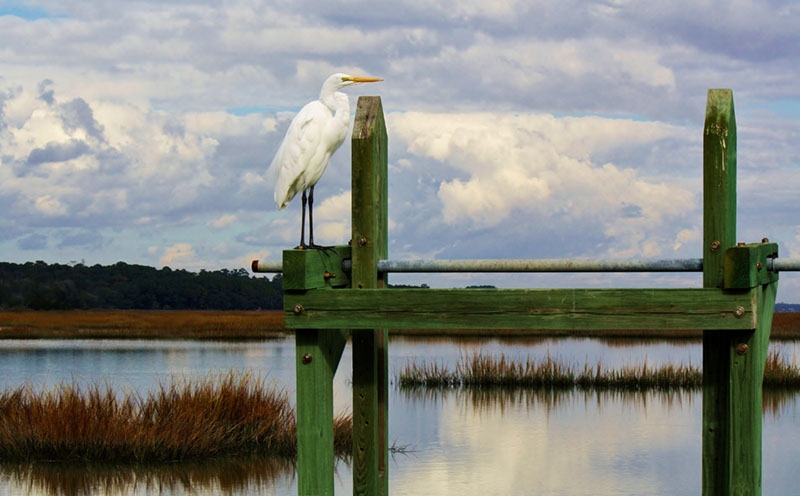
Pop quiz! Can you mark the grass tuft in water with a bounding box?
[763,349,800,388]
[0,371,351,463]
[399,350,800,391]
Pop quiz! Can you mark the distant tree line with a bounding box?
[0,261,283,311]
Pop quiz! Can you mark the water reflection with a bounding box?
[400,385,796,418]
[0,457,295,496]
[400,387,700,419]
[0,337,796,495]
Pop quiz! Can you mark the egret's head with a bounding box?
[322,73,383,94]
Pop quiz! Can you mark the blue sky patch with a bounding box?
[0,4,57,20]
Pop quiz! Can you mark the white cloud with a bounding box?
[389,111,696,257]
[158,242,198,268]
[33,194,67,216]
[208,214,237,230]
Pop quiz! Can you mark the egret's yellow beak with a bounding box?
[345,76,383,83]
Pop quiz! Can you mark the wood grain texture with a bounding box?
[351,96,389,496]
[286,288,757,331]
[295,329,348,496]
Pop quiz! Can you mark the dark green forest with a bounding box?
[0,261,283,310]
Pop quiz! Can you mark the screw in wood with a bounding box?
[302,353,313,364]
[293,304,304,315]
[736,344,749,355]
[733,306,746,318]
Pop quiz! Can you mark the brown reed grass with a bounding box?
[0,310,286,340]
[763,349,800,388]
[400,349,800,391]
[0,371,352,463]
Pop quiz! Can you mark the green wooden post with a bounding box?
[285,247,351,496]
[702,89,777,495]
[295,328,349,495]
[350,96,389,496]
[702,88,738,496]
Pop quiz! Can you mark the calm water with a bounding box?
[0,337,797,496]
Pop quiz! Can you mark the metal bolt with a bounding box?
[293,304,304,315]
[762,238,769,243]
[324,271,336,279]
[733,306,746,318]
[737,242,746,247]
[302,353,313,364]
[756,262,763,271]
[710,240,721,252]
[358,236,368,247]
[736,344,749,355]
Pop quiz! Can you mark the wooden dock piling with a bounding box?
[282,90,778,496]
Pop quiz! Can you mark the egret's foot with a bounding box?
[294,243,335,251]
[308,242,335,252]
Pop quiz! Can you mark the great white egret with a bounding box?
[271,73,383,248]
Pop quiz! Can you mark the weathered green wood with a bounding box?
[703,89,738,496]
[727,282,776,495]
[701,88,771,496]
[351,96,389,496]
[703,89,737,290]
[282,246,351,290]
[723,242,779,289]
[286,288,756,330]
[295,328,349,496]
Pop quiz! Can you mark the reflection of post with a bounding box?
[702,89,778,496]
[351,96,389,496]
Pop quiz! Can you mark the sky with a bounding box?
[1,0,799,301]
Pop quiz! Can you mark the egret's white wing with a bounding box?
[272,101,330,209]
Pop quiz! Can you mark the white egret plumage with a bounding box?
[271,73,383,248]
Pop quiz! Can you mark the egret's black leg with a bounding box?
[299,189,308,249]
[308,186,315,247]
[306,187,333,250]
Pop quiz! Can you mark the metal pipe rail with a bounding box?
[252,256,800,274]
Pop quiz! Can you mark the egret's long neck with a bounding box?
[322,91,350,128]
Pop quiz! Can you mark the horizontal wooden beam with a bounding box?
[284,288,757,331]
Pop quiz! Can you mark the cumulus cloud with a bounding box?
[158,242,198,268]
[389,111,697,258]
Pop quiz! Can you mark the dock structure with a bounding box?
[256,90,788,496]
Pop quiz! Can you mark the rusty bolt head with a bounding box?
[733,306,746,318]
[302,353,313,364]
[293,304,304,315]
[762,237,770,243]
[323,271,336,279]
[710,240,721,252]
[756,262,763,271]
[737,242,746,247]
[358,236,368,247]
[736,344,749,355]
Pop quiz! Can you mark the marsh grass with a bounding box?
[0,371,351,463]
[400,350,800,391]
[763,349,800,388]
[0,310,286,340]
